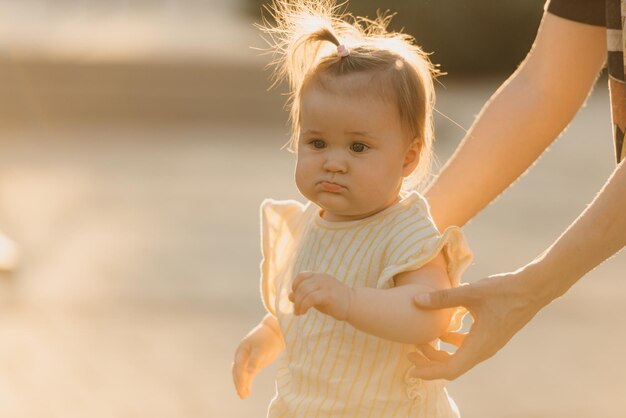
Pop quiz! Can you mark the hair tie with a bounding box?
[336,44,350,58]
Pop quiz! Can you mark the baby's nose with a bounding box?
[322,156,347,173]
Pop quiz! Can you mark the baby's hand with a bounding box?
[289,272,353,321]
[232,318,284,399]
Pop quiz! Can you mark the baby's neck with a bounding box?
[320,195,401,222]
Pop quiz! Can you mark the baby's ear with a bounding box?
[402,140,421,177]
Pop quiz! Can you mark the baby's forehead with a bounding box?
[300,73,401,124]
[304,71,396,101]
[300,80,398,124]
[298,82,408,141]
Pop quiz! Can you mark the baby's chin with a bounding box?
[302,189,389,220]
[318,202,387,222]
[319,209,369,222]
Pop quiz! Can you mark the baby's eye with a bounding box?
[350,142,369,153]
[310,139,326,149]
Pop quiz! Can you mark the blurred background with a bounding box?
[0,1,624,417]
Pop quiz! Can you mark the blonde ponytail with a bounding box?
[257,0,439,191]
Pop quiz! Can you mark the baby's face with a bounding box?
[296,76,419,222]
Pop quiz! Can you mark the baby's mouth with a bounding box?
[318,181,345,193]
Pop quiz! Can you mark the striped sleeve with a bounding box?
[260,199,306,316]
[377,199,473,332]
[417,227,473,331]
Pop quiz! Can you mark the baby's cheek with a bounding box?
[294,159,314,198]
[357,166,391,192]
[357,166,402,203]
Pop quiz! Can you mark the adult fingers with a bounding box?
[406,349,429,368]
[416,344,452,362]
[408,348,467,381]
[439,331,467,348]
[406,348,458,381]
[407,340,460,366]
[409,325,489,380]
[413,344,450,363]
[413,284,474,310]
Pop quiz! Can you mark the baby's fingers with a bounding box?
[292,271,315,293]
[296,289,326,316]
[247,344,265,374]
[236,372,253,399]
[291,278,319,315]
[232,345,252,399]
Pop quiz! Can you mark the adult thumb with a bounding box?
[414,286,469,310]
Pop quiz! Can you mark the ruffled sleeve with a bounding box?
[260,199,307,316]
[376,194,473,332]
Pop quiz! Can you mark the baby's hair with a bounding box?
[257,0,439,190]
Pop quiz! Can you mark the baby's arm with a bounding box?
[232,313,285,399]
[290,252,453,345]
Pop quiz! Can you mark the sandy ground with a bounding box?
[0,67,623,418]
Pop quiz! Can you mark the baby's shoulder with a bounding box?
[382,191,436,231]
[261,198,305,213]
[260,198,312,230]
[379,192,439,252]
[400,191,432,219]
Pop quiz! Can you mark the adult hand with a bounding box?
[409,267,552,380]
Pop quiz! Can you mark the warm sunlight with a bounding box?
[0,1,624,417]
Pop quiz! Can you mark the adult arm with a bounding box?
[408,12,613,380]
[290,252,454,345]
[426,12,607,230]
[412,158,626,380]
[0,232,18,271]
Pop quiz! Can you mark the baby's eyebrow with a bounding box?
[301,129,323,136]
[346,131,377,140]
